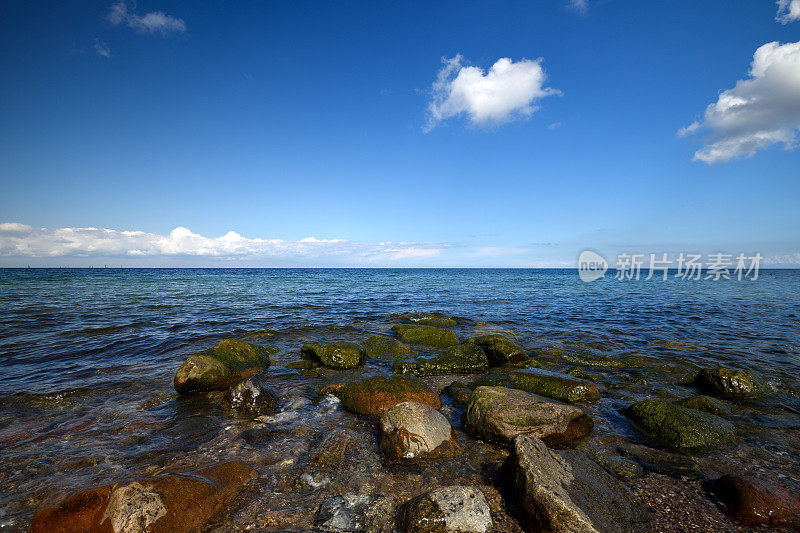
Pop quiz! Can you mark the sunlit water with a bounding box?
[0,268,798,530]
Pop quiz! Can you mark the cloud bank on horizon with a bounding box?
[425,55,559,131]
[680,40,800,163]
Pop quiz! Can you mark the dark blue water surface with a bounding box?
[0,268,799,530]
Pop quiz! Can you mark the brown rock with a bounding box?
[710,474,800,528]
[340,376,441,416]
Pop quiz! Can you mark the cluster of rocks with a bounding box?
[31,312,798,532]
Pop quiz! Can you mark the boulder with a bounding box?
[513,435,646,533]
[462,386,592,448]
[315,494,395,532]
[222,377,280,417]
[443,381,473,405]
[674,395,730,416]
[406,312,458,327]
[694,368,769,400]
[31,461,255,533]
[340,376,441,416]
[174,339,274,393]
[380,401,456,460]
[363,335,411,361]
[393,344,489,376]
[471,369,599,404]
[397,486,492,533]
[467,334,527,366]
[302,342,366,369]
[391,325,459,348]
[625,399,735,452]
[709,474,800,528]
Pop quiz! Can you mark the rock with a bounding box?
[340,376,441,416]
[462,386,593,447]
[222,377,280,417]
[592,453,646,481]
[288,360,318,370]
[625,399,735,452]
[467,334,528,366]
[397,486,492,533]
[469,368,600,403]
[174,339,274,393]
[513,435,646,533]
[393,344,489,376]
[315,494,395,532]
[380,401,456,460]
[709,474,800,528]
[694,368,769,400]
[406,312,458,327]
[391,325,459,348]
[443,381,473,405]
[31,461,255,533]
[363,335,411,360]
[302,342,366,369]
[674,395,730,416]
[308,429,362,469]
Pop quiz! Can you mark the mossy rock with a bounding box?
[443,381,473,405]
[469,368,600,404]
[362,335,410,361]
[391,324,458,348]
[405,312,458,327]
[340,376,441,415]
[675,395,731,416]
[467,334,527,366]
[393,344,489,376]
[287,360,318,371]
[174,339,274,394]
[694,368,769,400]
[625,399,735,452]
[301,342,365,369]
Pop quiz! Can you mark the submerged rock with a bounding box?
[391,324,459,348]
[380,401,456,460]
[467,334,528,366]
[222,377,280,417]
[625,399,735,452]
[315,494,395,532]
[393,344,489,376]
[340,376,441,415]
[309,429,362,470]
[302,342,366,369]
[694,367,769,400]
[513,435,646,533]
[443,381,473,405]
[174,339,274,393]
[363,335,411,360]
[674,395,731,416]
[469,368,600,404]
[31,461,255,533]
[709,474,800,528]
[397,486,492,533]
[288,360,318,370]
[462,386,592,447]
[406,312,458,327]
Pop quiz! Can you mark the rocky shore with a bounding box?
[20,312,800,531]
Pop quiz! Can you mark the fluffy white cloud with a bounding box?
[777,0,800,23]
[425,55,559,131]
[0,224,444,263]
[680,40,800,163]
[567,0,589,15]
[108,1,186,35]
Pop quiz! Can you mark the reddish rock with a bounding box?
[31,461,255,533]
[711,474,800,528]
[339,376,441,415]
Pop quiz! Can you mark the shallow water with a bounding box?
[0,268,799,530]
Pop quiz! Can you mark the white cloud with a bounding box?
[679,40,800,163]
[567,0,589,15]
[108,1,186,35]
[777,0,800,23]
[425,55,560,131]
[94,39,111,58]
[0,223,445,263]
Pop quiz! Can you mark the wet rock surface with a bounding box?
[462,386,593,447]
[470,368,600,404]
[340,375,441,415]
[709,474,800,528]
[302,342,366,369]
[397,486,493,533]
[393,343,490,376]
[173,339,274,393]
[694,367,770,400]
[222,377,280,417]
[467,334,528,366]
[391,324,459,348]
[363,335,411,361]
[625,399,735,452]
[443,381,473,404]
[315,493,395,532]
[675,395,731,415]
[379,401,455,460]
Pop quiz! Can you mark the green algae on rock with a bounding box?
[462,386,593,447]
[443,381,474,405]
[392,343,489,376]
[405,312,459,327]
[362,335,411,360]
[339,375,441,415]
[625,399,735,452]
[301,342,366,369]
[675,395,731,416]
[391,324,459,348]
[466,334,528,366]
[469,368,600,404]
[694,367,770,400]
[174,339,274,394]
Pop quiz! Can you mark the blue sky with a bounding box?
[1,1,799,267]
